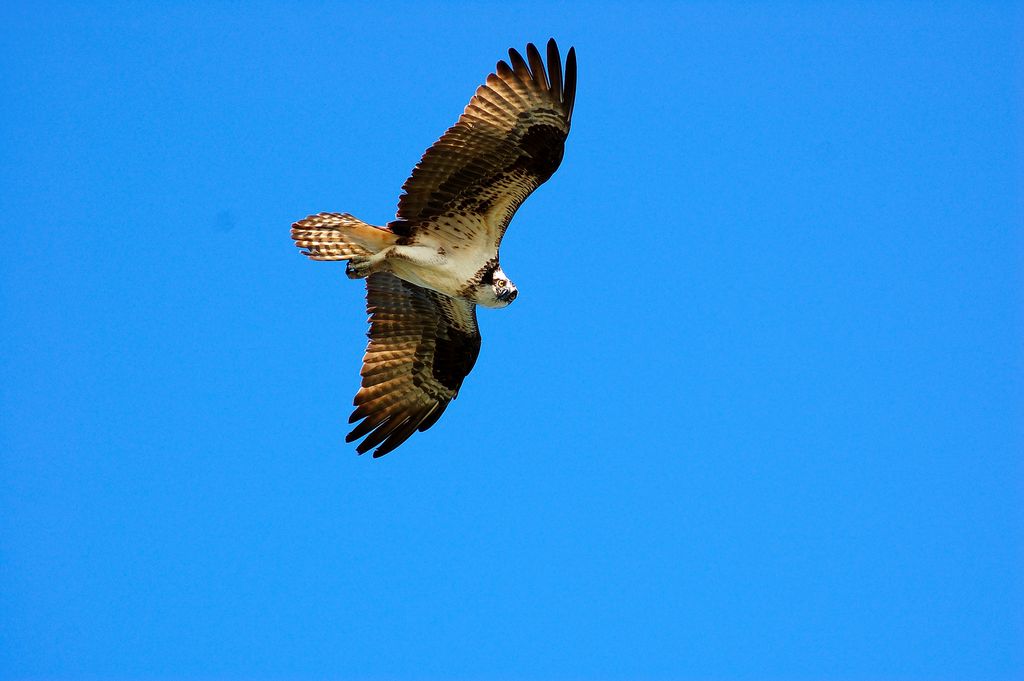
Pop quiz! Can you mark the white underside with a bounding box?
[382,210,507,300]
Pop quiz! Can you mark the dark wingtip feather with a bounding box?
[507,47,530,78]
[417,400,449,432]
[347,417,375,443]
[348,406,395,444]
[496,59,515,78]
[356,424,392,455]
[373,409,429,457]
[359,412,416,457]
[563,46,577,121]
[546,39,563,99]
[525,42,548,90]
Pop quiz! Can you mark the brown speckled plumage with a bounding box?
[290,39,576,457]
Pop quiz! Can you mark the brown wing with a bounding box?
[389,39,577,246]
[346,273,481,457]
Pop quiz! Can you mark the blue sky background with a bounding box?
[2,2,1021,680]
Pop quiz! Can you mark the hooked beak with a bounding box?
[496,288,518,303]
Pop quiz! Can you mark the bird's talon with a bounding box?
[346,258,371,279]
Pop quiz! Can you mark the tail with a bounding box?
[291,212,397,261]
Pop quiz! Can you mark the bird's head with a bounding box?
[477,265,518,308]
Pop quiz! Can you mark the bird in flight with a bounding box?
[291,39,577,457]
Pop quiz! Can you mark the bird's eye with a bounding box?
[495,279,506,288]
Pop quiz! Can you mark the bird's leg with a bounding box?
[346,245,448,280]
[384,244,449,268]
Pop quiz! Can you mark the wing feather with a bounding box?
[347,273,481,457]
[526,43,549,90]
[546,40,563,104]
[416,400,450,432]
[373,405,435,457]
[392,39,577,247]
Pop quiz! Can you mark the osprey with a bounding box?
[291,39,577,457]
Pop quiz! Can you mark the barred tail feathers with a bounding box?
[291,212,397,261]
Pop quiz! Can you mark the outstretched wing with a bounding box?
[346,273,481,457]
[389,39,577,247]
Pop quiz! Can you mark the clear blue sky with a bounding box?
[2,2,1021,679]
